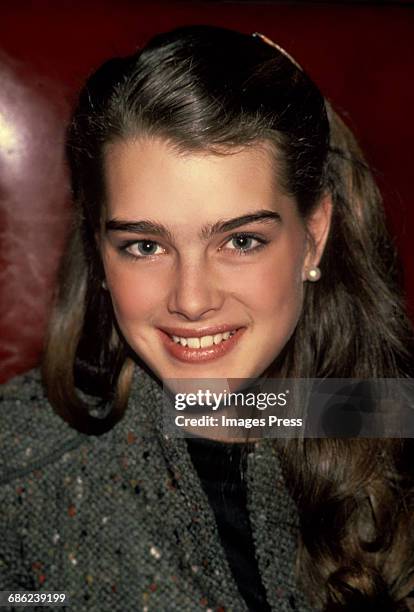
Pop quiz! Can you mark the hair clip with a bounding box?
[252,32,303,72]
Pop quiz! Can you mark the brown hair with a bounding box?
[42,25,414,609]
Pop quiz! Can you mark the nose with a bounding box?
[167,258,225,321]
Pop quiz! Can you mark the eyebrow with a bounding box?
[105,209,281,241]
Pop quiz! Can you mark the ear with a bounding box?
[302,193,333,281]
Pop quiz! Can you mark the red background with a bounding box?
[0,1,413,381]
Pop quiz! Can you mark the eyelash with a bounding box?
[118,233,269,261]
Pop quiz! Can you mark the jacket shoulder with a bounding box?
[0,368,87,484]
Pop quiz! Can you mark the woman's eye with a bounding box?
[123,240,165,258]
[224,233,267,254]
[119,233,268,260]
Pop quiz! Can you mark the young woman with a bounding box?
[1,24,414,612]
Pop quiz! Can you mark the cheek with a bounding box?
[103,257,167,325]
[229,242,305,319]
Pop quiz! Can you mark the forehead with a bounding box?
[103,136,290,223]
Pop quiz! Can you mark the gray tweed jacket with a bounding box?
[0,365,316,612]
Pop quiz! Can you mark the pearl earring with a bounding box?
[306,266,321,282]
[102,279,108,290]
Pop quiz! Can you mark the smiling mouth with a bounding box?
[158,327,245,363]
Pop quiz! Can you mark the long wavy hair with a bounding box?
[42,25,414,610]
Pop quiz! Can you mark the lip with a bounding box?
[158,324,244,339]
[157,326,246,363]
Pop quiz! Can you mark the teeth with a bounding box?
[171,330,237,348]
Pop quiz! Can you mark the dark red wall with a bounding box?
[0,1,413,380]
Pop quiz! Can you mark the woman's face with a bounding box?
[101,136,330,382]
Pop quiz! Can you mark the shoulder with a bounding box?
[1,367,44,405]
[0,368,88,484]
